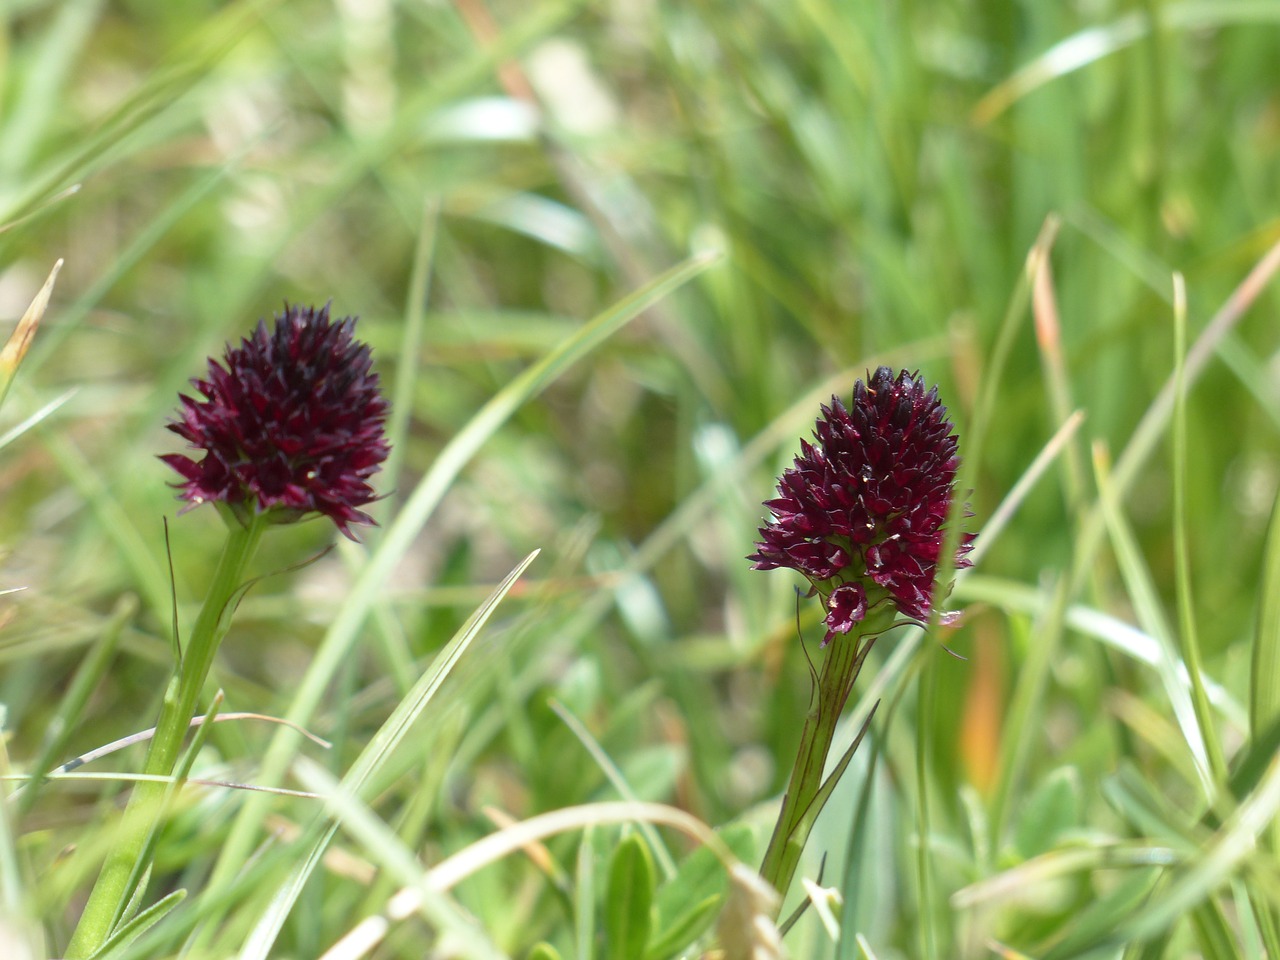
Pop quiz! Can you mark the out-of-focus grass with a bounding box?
[2,0,1280,957]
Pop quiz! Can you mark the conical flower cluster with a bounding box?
[161,302,390,539]
[749,367,973,641]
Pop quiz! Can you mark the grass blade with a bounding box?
[236,550,539,960]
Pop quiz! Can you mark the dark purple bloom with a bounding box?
[824,583,867,642]
[749,367,974,637]
[161,302,390,539]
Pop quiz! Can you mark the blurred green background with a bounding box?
[3,0,1280,957]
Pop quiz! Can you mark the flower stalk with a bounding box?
[758,607,893,905]
[65,514,267,958]
[748,367,973,909]
[66,303,388,958]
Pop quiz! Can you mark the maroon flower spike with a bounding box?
[749,367,974,642]
[161,302,390,539]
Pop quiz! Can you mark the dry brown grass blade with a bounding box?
[0,259,62,406]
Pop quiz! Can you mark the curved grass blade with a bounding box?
[320,801,735,960]
[973,1,1280,124]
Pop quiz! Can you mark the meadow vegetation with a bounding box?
[2,0,1280,957]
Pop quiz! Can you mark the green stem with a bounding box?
[65,515,267,959]
[759,611,890,909]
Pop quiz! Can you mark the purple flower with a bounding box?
[161,302,390,539]
[824,583,867,639]
[749,367,974,640]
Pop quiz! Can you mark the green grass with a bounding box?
[3,0,1280,957]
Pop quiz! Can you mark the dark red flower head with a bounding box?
[161,302,390,539]
[749,367,974,642]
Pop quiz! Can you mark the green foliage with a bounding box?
[604,833,655,960]
[1251,489,1280,785]
[2,0,1280,957]
[647,824,755,960]
[1013,767,1082,861]
[527,943,564,960]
